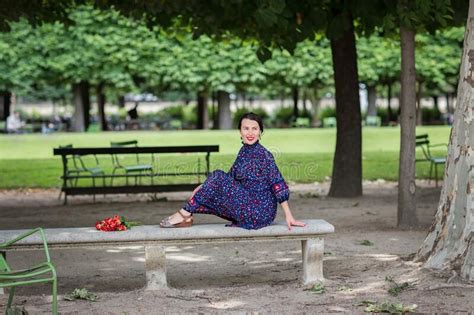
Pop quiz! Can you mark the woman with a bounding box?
[160,112,306,230]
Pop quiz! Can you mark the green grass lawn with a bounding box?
[0,126,451,188]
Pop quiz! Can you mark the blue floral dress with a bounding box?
[183,141,289,229]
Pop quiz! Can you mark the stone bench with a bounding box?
[0,219,334,290]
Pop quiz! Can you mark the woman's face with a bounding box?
[240,118,261,145]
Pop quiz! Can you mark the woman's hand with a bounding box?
[285,215,306,231]
[280,201,305,231]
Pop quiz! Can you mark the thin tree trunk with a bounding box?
[416,81,423,126]
[217,90,232,129]
[0,91,12,121]
[197,90,208,130]
[367,85,377,117]
[308,88,321,127]
[292,86,299,118]
[328,12,362,198]
[211,91,217,129]
[397,25,418,228]
[387,83,393,122]
[416,2,474,280]
[446,92,452,114]
[97,83,108,131]
[72,81,90,132]
[118,95,125,108]
[303,89,308,115]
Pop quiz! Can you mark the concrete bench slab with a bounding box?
[0,219,334,290]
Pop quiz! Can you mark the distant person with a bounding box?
[127,102,139,120]
[6,111,25,134]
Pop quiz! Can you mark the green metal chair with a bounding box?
[365,116,381,127]
[415,134,447,187]
[110,140,154,185]
[59,144,105,187]
[322,117,336,128]
[58,144,105,201]
[292,117,311,128]
[0,228,57,315]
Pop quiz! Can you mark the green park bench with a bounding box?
[54,145,219,204]
[416,134,447,187]
[0,220,334,291]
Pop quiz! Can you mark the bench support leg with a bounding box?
[301,238,324,285]
[145,245,167,290]
[0,251,5,294]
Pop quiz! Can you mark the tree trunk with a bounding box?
[416,81,423,126]
[416,1,474,280]
[367,85,377,117]
[217,90,232,129]
[303,89,308,116]
[197,90,208,130]
[211,91,217,129]
[328,12,362,198]
[446,92,452,114]
[72,81,91,132]
[97,83,108,131]
[397,26,419,228]
[387,83,393,122]
[292,86,299,118]
[118,95,125,108]
[308,89,321,127]
[0,91,12,121]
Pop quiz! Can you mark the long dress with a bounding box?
[183,141,290,229]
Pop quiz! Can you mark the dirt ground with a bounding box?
[0,180,473,314]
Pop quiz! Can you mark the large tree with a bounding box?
[416,0,474,280]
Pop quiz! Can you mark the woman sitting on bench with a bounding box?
[160,112,305,230]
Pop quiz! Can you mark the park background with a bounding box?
[1,1,473,314]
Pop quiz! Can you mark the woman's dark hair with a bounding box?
[238,112,264,133]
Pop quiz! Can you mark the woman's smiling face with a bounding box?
[240,118,261,145]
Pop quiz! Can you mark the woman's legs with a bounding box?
[161,170,245,226]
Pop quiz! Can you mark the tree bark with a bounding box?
[97,83,108,131]
[416,1,474,280]
[367,85,377,117]
[328,12,362,198]
[292,86,299,118]
[217,90,232,129]
[397,26,419,228]
[197,90,208,130]
[72,81,91,132]
[0,91,12,121]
